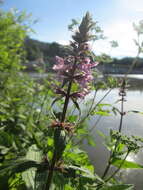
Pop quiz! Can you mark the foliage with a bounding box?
[0,8,143,190]
[0,9,27,71]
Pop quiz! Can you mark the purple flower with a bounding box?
[53,47,99,99]
[53,56,66,71]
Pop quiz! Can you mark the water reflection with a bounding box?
[82,76,143,189]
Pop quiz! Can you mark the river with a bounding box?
[82,74,143,189]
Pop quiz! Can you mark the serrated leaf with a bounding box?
[22,145,43,190]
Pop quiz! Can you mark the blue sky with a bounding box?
[2,0,143,57]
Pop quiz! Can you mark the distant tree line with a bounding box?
[24,37,143,72]
[100,57,143,74]
[24,37,72,71]
[109,57,143,68]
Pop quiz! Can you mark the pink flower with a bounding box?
[53,56,65,71]
[53,56,73,80]
[55,56,64,65]
[92,62,99,67]
[53,52,99,99]
[84,57,91,64]
[70,90,89,99]
[53,64,64,71]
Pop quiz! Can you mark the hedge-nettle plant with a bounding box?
[46,12,100,190]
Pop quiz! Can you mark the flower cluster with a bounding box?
[75,57,99,97]
[53,44,98,99]
[53,55,74,79]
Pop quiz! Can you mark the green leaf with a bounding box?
[22,145,43,190]
[34,167,49,190]
[101,184,134,190]
[0,159,40,175]
[0,131,13,147]
[94,111,111,116]
[77,128,88,135]
[67,165,103,183]
[97,130,106,138]
[112,158,143,169]
[67,115,78,122]
[51,96,63,108]
[87,136,96,147]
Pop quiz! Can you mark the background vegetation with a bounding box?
[0,7,143,190]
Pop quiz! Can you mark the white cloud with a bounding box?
[92,20,139,57]
[56,40,69,45]
[119,0,143,12]
[135,9,143,13]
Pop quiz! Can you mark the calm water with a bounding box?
[82,75,143,189]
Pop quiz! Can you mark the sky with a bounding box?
[2,0,143,57]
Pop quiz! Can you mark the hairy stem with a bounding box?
[45,58,77,190]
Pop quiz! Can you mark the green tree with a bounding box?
[0,9,28,72]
